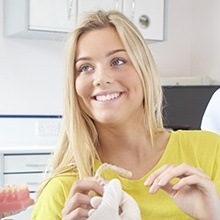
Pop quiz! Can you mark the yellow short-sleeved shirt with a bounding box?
[31,130,220,220]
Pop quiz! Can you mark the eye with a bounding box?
[111,58,126,67]
[78,65,93,73]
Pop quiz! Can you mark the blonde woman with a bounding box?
[32,10,220,220]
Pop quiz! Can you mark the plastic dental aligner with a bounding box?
[94,163,132,186]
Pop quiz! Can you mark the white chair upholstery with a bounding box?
[201,89,220,134]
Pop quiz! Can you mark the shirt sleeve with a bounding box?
[31,173,76,220]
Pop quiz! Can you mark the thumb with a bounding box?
[88,179,122,220]
[102,179,122,207]
[90,196,102,209]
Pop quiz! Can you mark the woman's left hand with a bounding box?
[144,163,220,220]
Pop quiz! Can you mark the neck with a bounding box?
[97,122,151,163]
[96,124,170,179]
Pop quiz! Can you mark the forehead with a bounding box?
[78,26,119,42]
[76,27,124,56]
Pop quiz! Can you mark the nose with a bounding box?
[93,66,113,86]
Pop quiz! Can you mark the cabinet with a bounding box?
[4,0,166,41]
[28,0,119,35]
[0,152,51,220]
[131,0,165,41]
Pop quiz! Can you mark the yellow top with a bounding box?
[31,130,220,220]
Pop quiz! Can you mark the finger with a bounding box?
[144,164,172,186]
[62,193,92,216]
[68,179,104,200]
[90,196,102,209]
[147,164,211,194]
[102,179,122,206]
[159,182,177,198]
[104,179,121,192]
[120,191,141,219]
[160,175,216,200]
[172,174,214,192]
[62,207,89,220]
[145,163,208,188]
[88,208,96,217]
[87,179,122,220]
[156,164,209,187]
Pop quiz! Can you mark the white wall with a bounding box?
[0,0,65,115]
[191,0,220,84]
[149,0,192,77]
[149,0,220,84]
[0,0,220,115]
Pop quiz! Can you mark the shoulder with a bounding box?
[32,172,78,220]
[39,171,78,202]
[44,172,77,194]
[169,130,220,159]
[168,130,220,180]
[171,130,220,144]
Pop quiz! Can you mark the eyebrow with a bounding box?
[75,49,126,64]
[106,49,126,57]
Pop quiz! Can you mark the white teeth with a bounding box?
[96,92,120,102]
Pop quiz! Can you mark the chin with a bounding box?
[95,116,120,125]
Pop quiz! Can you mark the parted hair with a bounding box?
[38,10,164,195]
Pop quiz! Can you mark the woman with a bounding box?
[32,10,220,219]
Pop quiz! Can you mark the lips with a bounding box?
[94,92,122,102]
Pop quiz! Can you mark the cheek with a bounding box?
[75,77,86,99]
[75,78,92,116]
[130,75,144,101]
[125,71,143,93]
[75,77,92,113]
[75,82,81,99]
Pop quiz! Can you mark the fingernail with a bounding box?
[149,186,156,193]
[158,179,164,186]
[144,179,152,186]
[172,184,179,190]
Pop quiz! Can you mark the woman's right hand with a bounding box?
[61,178,104,220]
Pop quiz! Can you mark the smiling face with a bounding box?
[75,27,144,126]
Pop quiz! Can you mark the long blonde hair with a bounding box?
[38,10,164,195]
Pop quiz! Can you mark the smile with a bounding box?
[94,92,122,102]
